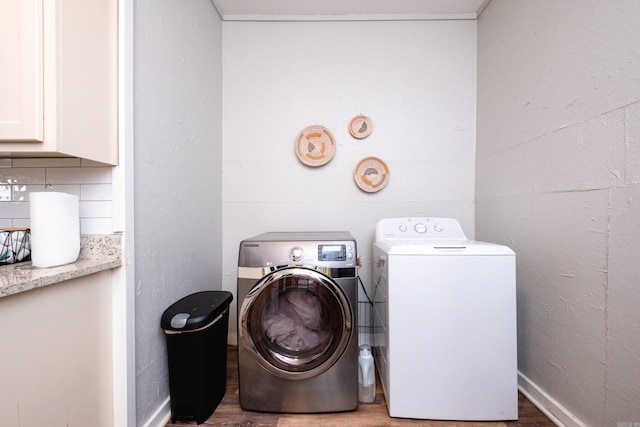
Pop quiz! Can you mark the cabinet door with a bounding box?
[53,0,118,164]
[0,0,43,141]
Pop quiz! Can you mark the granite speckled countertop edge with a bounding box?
[0,234,122,298]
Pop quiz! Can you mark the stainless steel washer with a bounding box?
[237,231,358,413]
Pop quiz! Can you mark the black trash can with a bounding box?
[161,291,233,424]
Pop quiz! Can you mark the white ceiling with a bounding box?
[211,0,491,21]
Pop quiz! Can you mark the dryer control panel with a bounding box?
[238,231,357,269]
[376,217,467,242]
[318,244,349,261]
[286,242,354,263]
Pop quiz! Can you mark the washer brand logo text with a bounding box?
[243,244,260,247]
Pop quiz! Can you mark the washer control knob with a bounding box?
[434,224,443,232]
[289,246,304,261]
[399,224,407,232]
[414,223,427,233]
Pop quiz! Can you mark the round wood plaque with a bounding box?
[294,125,336,167]
[354,156,389,193]
[348,115,373,139]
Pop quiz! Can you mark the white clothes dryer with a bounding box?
[373,217,518,421]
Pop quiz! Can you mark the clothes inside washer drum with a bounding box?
[262,290,329,351]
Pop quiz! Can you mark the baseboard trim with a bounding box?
[518,372,588,427]
[142,396,171,427]
[228,331,238,346]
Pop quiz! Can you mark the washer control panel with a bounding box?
[376,217,467,241]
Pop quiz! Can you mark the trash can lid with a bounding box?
[161,291,233,332]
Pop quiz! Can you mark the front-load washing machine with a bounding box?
[373,217,517,421]
[237,231,358,413]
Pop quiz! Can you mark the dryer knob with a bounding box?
[290,246,304,261]
[414,223,427,233]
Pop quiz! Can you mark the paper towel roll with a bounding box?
[29,192,80,268]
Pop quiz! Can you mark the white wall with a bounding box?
[222,20,477,339]
[476,1,640,425]
[133,0,222,425]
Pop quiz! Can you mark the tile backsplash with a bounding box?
[0,158,113,234]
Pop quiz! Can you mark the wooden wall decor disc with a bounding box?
[294,125,336,167]
[349,115,373,139]
[354,156,389,192]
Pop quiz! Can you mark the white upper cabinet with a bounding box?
[0,0,118,165]
[0,0,43,141]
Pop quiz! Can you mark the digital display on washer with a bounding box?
[318,244,346,261]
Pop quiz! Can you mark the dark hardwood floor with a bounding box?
[167,346,556,427]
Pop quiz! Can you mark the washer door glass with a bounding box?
[240,266,352,380]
